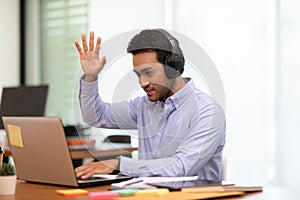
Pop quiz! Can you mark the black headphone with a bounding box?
[127,29,185,79]
[155,29,185,79]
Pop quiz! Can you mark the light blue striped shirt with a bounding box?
[79,78,226,181]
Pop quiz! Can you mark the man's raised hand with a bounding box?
[74,31,106,82]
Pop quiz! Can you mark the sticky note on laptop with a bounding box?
[7,124,24,148]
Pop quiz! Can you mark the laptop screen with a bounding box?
[0,85,48,129]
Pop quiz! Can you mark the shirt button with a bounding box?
[175,104,179,108]
[157,132,161,136]
[128,170,132,174]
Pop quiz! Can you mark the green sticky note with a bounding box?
[111,189,141,196]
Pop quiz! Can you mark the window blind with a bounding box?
[40,0,87,125]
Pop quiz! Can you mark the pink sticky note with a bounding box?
[89,191,120,199]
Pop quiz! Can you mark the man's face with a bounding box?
[133,51,174,102]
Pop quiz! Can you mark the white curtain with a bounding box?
[274,0,300,188]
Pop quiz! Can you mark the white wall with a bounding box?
[274,0,300,188]
[0,0,20,97]
[0,0,19,148]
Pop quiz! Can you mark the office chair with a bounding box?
[103,135,131,144]
[221,156,228,181]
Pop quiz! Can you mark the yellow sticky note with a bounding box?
[56,189,88,197]
[7,124,24,148]
[134,189,169,197]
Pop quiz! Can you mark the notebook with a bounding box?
[148,179,234,191]
[2,116,132,187]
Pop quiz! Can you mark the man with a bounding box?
[74,29,226,181]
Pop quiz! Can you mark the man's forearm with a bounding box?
[79,78,103,127]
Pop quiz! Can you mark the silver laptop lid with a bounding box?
[2,117,78,187]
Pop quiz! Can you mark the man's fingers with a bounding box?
[81,33,88,52]
[74,40,83,55]
[78,33,102,56]
[95,37,101,55]
[89,31,94,51]
[75,164,95,178]
[75,162,114,179]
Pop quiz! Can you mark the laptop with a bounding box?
[0,85,48,129]
[2,116,132,187]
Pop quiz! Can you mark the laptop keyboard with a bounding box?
[78,176,104,181]
[77,174,132,185]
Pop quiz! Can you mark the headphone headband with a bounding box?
[127,29,183,55]
[155,29,182,55]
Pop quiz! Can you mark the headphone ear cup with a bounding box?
[164,54,185,79]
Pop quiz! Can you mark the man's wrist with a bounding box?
[109,157,120,175]
[83,74,98,82]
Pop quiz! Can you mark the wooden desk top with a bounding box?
[70,144,138,159]
[1,180,110,200]
[4,144,138,160]
[1,181,300,200]
[1,129,137,159]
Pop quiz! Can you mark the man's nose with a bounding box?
[139,76,149,88]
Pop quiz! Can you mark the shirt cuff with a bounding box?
[119,156,138,177]
[80,75,99,95]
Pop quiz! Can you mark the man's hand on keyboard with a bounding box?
[75,159,119,179]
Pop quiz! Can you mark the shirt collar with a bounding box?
[147,78,196,110]
[166,77,196,109]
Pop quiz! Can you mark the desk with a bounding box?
[1,180,109,200]
[4,143,138,160]
[1,127,137,160]
[1,181,300,200]
[69,143,138,160]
